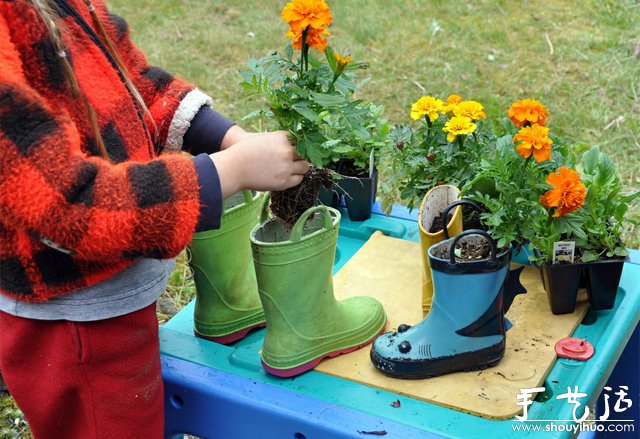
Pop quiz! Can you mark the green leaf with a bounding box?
[324,46,337,73]
[621,190,640,203]
[241,109,265,121]
[295,136,308,159]
[355,77,372,90]
[291,102,321,123]
[345,61,370,70]
[580,146,600,173]
[495,134,513,154]
[581,251,600,262]
[324,139,343,147]
[287,83,310,98]
[613,247,629,257]
[285,44,294,61]
[331,145,354,153]
[555,214,588,240]
[306,143,327,167]
[310,91,347,107]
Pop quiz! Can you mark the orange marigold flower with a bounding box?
[508,98,550,127]
[441,94,462,114]
[540,167,586,218]
[453,100,487,121]
[410,96,444,122]
[334,51,352,69]
[282,0,332,33]
[286,26,331,51]
[513,123,553,163]
[443,115,476,142]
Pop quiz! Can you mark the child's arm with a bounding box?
[94,1,234,155]
[0,14,203,262]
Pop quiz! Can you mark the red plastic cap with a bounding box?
[555,338,595,361]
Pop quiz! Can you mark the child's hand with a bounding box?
[219,125,252,149]
[210,131,309,197]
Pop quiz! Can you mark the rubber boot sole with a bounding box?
[194,321,266,345]
[370,340,505,380]
[262,326,386,377]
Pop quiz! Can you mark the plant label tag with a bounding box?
[369,149,375,178]
[552,241,575,264]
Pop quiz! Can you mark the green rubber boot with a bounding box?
[250,206,387,377]
[189,191,266,344]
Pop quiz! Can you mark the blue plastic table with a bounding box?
[160,204,640,438]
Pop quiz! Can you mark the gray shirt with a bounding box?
[0,258,175,321]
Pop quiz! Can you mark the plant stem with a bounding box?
[299,29,308,77]
[424,116,432,144]
[329,73,339,90]
[518,155,532,189]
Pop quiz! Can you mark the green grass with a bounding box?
[2,1,639,435]
[0,394,31,439]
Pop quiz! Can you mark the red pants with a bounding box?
[0,303,163,439]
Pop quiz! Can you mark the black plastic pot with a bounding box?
[338,167,378,221]
[584,257,628,310]
[318,184,339,208]
[539,263,585,315]
[318,160,378,222]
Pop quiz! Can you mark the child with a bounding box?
[0,1,309,437]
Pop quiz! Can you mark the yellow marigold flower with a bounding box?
[334,51,352,69]
[453,100,487,121]
[410,96,444,122]
[513,123,553,163]
[508,98,550,127]
[540,167,586,218]
[443,115,476,142]
[441,94,462,114]
[282,0,332,33]
[286,26,331,51]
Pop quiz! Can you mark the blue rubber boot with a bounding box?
[371,230,522,379]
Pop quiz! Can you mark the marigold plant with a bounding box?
[379,93,495,213]
[508,98,550,127]
[539,167,586,217]
[240,0,393,224]
[441,94,462,114]
[513,124,553,163]
[453,100,486,121]
[443,116,476,143]
[462,99,572,249]
[241,0,382,170]
[282,0,332,33]
[410,96,444,122]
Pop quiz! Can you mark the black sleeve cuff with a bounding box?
[183,106,235,155]
[192,153,223,232]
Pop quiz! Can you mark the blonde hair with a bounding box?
[31,0,155,161]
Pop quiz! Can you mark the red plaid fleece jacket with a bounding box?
[0,0,219,301]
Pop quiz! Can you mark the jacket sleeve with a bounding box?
[0,22,205,262]
[94,1,234,154]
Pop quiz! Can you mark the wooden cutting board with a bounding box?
[315,231,589,420]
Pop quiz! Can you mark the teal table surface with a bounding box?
[161,207,640,438]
